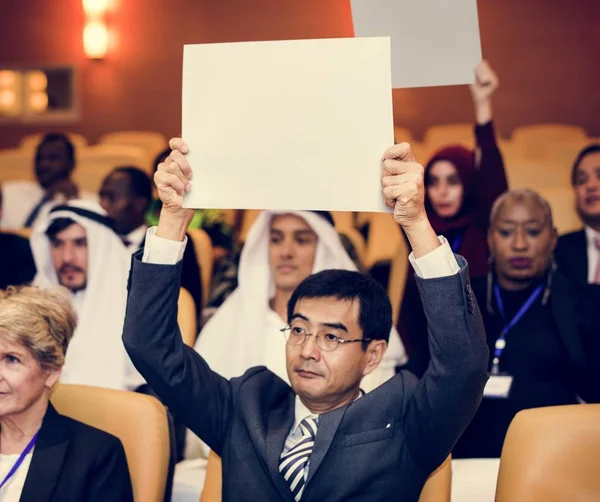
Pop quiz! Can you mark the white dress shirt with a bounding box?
[585,226,600,283]
[0,451,33,502]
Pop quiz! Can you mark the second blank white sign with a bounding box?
[351,0,482,89]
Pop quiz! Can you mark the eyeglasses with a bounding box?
[280,324,372,352]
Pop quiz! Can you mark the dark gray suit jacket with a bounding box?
[123,252,488,502]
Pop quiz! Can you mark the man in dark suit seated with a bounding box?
[123,138,489,502]
[555,144,600,285]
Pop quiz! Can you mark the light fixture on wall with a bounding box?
[82,0,108,17]
[84,21,109,59]
[83,0,109,59]
[0,70,21,116]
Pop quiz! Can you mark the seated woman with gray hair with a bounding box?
[0,286,133,501]
[452,189,600,459]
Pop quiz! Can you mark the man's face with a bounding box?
[99,172,145,235]
[35,140,73,189]
[50,223,88,293]
[285,297,384,411]
[269,214,318,293]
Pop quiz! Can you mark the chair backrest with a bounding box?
[364,213,403,270]
[505,159,571,191]
[330,211,355,233]
[51,383,170,502]
[200,452,452,502]
[19,133,88,151]
[511,124,587,144]
[387,235,410,327]
[423,123,475,151]
[536,187,581,235]
[418,455,452,502]
[394,126,414,144]
[239,209,261,243]
[495,404,600,502]
[0,227,32,240]
[98,131,168,169]
[186,228,214,308]
[178,287,198,346]
[0,148,35,184]
[74,144,150,192]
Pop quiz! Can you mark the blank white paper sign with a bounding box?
[350,0,481,89]
[182,38,393,212]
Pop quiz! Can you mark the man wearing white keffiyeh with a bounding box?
[29,199,144,391]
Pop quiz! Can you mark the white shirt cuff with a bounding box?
[141,226,187,265]
[409,236,460,279]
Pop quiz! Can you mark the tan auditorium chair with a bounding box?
[511,124,587,144]
[423,123,475,151]
[74,143,149,193]
[98,131,168,171]
[186,228,214,308]
[0,147,35,184]
[200,452,452,502]
[51,384,171,502]
[387,233,410,327]
[178,287,198,347]
[495,405,600,502]
[19,132,89,152]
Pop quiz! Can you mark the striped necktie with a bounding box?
[279,416,318,501]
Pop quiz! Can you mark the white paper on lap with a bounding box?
[182,37,394,212]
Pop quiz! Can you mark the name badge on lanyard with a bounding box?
[0,431,39,491]
[484,374,514,398]
[485,283,544,399]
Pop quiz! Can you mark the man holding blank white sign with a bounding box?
[122,138,488,501]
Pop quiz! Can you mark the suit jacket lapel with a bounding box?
[305,404,347,486]
[20,404,70,502]
[266,392,295,502]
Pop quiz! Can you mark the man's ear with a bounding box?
[362,340,387,377]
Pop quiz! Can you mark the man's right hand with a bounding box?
[154,138,196,240]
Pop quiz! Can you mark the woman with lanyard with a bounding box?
[0,286,133,501]
[398,60,508,377]
[453,189,600,459]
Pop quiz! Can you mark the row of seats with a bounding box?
[50,385,600,502]
[199,404,600,502]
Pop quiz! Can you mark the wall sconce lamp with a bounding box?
[83,0,109,59]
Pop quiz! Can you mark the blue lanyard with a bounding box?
[0,431,39,490]
[491,283,544,375]
[451,233,464,253]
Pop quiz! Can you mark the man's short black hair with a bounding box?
[112,166,153,205]
[571,144,600,185]
[287,269,391,346]
[45,218,77,241]
[36,132,75,165]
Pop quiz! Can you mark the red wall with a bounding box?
[0,0,599,150]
